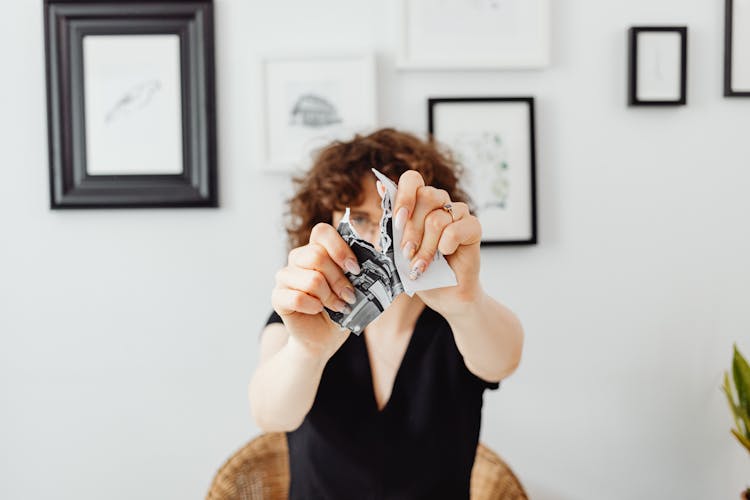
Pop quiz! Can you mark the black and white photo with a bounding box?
[326,207,404,335]
[326,168,458,333]
[326,176,404,335]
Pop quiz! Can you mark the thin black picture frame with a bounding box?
[724,0,750,96]
[427,97,538,246]
[628,26,688,106]
[43,0,218,209]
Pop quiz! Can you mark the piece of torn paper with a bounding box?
[325,168,457,335]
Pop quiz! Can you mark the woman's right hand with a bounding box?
[272,223,361,361]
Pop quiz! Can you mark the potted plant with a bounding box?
[723,343,750,500]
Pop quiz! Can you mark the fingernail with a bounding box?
[340,287,356,305]
[402,241,416,260]
[394,207,408,231]
[334,300,352,315]
[409,259,426,280]
[344,258,361,275]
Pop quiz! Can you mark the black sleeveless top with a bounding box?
[264,306,500,499]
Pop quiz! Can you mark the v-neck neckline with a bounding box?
[361,305,432,415]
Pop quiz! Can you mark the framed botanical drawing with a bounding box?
[44,0,218,208]
[628,26,688,106]
[262,54,377,173]
[428,97,537,246]
[725,0,750,96]
[397,0,550,70]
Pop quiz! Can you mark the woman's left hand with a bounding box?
[393,170,483,317]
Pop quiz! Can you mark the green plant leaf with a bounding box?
[726,372,750,435]
[724,386,750,436]
[731,428,750,454]
[733,344,750,423]
[724,372,745,434]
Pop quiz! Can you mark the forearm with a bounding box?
[445,291,524,381]
[248,336,328,432]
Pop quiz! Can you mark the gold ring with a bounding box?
[442,203,455,222]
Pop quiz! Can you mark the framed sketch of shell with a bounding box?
[397,0,550,70]
[262,54,377,173]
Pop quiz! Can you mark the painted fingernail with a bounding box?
[334,300,352,314]
[394,207,408,231]
[409,259,426,280]
[402,241,416,260]
[340,287,356,305]
[344,258,361,275]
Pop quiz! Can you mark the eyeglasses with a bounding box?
[349,213,380,236]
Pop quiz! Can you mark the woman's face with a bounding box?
[331,175,384,249]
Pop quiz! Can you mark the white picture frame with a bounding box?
[261,54,378,173]
[397,0,550,70]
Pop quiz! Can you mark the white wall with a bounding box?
[1,0,748,499]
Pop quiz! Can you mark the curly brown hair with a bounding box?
[285,128,471,250]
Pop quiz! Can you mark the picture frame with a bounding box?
[262,54,377,173]
[628,26,688,106]
[43,0,218,208]
[428,97,537,246]
[397,0,550,70]
[724,0,750,96]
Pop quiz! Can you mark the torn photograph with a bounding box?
[325,206,403,334]
[325,169,457,334]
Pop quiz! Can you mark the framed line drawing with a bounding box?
[262,54,377,173]
[44,0,218,208]
[428,97,537,246]
[628,26,688,106]
[397,0,550,70]
[725,0,750,96]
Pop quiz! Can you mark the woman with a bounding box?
[248,128,524,499]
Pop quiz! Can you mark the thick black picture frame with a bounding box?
[628,26,688,106]
[43,0,218,209]
[724,0,750,96]
[427,97,538,246]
